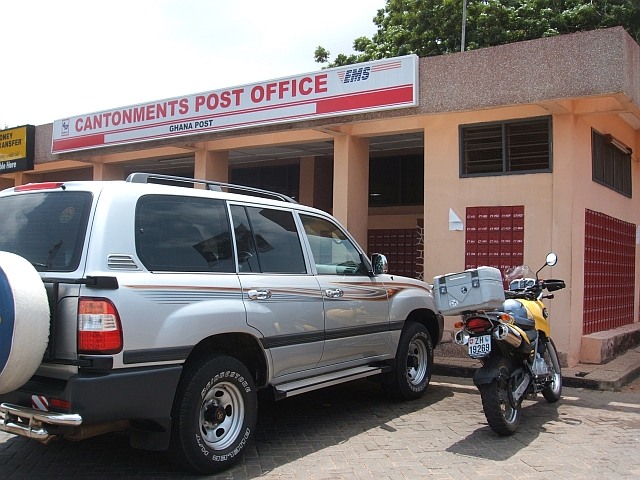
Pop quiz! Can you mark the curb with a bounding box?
[563,363,640,391]
[433,363,476,379]
[434,358,640,391]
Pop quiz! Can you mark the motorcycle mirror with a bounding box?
[536,252,558,279]
[546,252,558,266]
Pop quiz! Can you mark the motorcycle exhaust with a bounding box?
[454,329,469,346]
[493,324,523,348]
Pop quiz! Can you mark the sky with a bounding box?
[2,0,384,129]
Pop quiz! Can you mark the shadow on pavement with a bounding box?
[0,379,454,479]
[445,398,576,460]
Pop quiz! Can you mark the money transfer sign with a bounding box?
[0,125,35,173]
[51,55,418,154]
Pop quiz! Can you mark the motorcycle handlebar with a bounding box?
[542,279,566,292]
[505,278,565,300]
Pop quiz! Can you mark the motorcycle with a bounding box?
[453,253,566,435]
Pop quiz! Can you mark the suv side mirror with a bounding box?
[371,254,388,275]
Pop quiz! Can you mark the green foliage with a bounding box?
[314,46,331,64]
[316,0,640,66]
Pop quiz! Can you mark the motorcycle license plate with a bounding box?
[468,335,491,358]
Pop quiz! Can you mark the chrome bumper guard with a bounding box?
[0,403,82,441]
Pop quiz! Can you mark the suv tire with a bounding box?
[0,251,50,394]
[384,321,433,400]
[171,354,257,474]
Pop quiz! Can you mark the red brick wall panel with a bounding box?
[583,209,636,335]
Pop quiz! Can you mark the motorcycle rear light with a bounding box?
[78,298,123,354]
[466,317,492,333]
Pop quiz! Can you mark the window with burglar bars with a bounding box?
[592,130,632,198]
[460,117,552,176]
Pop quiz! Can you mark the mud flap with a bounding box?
[472,358,509,386]
[473,359,530,408]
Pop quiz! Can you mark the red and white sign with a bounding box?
[51,55,419,154]
[31,395,49,411]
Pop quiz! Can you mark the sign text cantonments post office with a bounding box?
[51,56,419,154]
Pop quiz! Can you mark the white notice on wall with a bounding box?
[449,208,464,231]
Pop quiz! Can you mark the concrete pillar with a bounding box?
[551,113,581,366]
[93,163,125,181]
[333,135,369,247]
[195,150,229,183]
[13,172,41,186]
[299,156,315,207]
[0,177,14,190]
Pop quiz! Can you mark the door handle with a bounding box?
[325,288,344,298]
[247,289,272,300]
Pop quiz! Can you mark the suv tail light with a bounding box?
[78,298,123,354]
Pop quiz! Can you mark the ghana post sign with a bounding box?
[51,55,418,154]
[0,125,35,173]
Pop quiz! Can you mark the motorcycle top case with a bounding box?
[433,266,505,315]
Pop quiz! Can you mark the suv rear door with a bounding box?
[123,194,245,362]
[0,187,94,361]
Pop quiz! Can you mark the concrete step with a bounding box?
[580,322,640,364]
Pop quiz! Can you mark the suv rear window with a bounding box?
[0,191,92,272]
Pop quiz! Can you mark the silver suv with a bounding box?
[0,173,443,474]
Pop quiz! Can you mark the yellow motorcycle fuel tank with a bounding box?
[521,299,551,337]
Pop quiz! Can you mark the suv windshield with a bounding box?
[0,191,92,272]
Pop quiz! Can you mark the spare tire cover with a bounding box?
[0,251,50,394]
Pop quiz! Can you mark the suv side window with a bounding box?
[299,214,366,275]
[136,195,234,273]
[231,205,306,274]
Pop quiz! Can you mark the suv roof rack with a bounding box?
[126,172,298,204]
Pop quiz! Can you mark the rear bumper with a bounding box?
[0,364,182,442]
[0,403,82,441]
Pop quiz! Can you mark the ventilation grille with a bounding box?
[107,254,140,270]
[461,117,551,175]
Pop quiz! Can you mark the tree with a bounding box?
[316,0,640,67]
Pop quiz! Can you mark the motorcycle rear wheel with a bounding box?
[542,339,562,403]
[480,360,521,436]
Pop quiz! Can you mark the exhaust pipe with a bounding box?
[454,329,469,346]
[493,324,523,348]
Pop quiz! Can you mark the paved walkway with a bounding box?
[1,375,640,479]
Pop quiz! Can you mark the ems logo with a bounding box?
[61,119,70,137]
[337,66,371,84]
[336,60,404,84]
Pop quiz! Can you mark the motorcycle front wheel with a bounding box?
[542,339,562,403]
[480,359,521,436]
